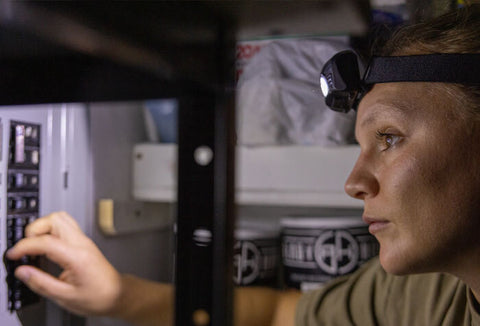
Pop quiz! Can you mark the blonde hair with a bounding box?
[380,4,480,118]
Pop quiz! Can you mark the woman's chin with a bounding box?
[378,248,413,275]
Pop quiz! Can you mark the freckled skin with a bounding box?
[345,82,480,279]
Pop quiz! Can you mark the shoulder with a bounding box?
[296,257,468,326]
[385,270,468,325]
[295,257,387,325]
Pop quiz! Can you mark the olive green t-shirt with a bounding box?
[295,257,480,326]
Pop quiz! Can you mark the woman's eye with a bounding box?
[376,131,402,150]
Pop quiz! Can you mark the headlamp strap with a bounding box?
[364,53,480,85]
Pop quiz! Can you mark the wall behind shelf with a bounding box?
[88,102,174,326]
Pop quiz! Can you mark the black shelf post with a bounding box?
[175,17,236,326]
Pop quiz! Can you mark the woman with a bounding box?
[7,4,480,326]
[296,4,480,325]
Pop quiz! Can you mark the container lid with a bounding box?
[280,217,364,228]
[235,228,279,240]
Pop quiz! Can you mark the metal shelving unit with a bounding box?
[0,2,369,326]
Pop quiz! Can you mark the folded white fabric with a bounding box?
[237,38,357,146]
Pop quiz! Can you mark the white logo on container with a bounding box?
[314,230,359,275]
[233,241,260,285]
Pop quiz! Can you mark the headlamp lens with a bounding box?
[320,75,329,98]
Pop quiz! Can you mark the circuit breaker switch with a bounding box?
[31,150,39,165]
[14,125,25,163]
[29,198,37,209]
[31,175,38,185]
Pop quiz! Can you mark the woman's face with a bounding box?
[345,82,480,276]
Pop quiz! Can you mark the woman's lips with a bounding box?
[363,216,390,234]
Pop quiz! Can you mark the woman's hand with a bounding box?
[5,211,122,316]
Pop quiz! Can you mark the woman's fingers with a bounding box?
[14,265,75,304]
[6,235,74,269]
[6,211,123,316]
[25,211,82,240]
[23,214,55,237]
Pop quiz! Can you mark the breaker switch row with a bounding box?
[8,172,39,191]
[7,196,38,213]
[6,121,41,312]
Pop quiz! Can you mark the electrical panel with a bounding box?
[5,121,41,311]
[0,104,92,326]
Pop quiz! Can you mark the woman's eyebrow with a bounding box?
[359,100,415,129]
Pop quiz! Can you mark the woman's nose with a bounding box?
[344,155,379,200]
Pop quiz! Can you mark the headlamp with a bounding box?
[320,51,362,113]
[320,50,480,113]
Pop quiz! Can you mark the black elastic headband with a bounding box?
[365,54,480,85]
[320,51,480,113]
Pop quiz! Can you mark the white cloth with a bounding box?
[237,38,357,146]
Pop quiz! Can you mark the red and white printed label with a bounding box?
[235,40,272,81]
